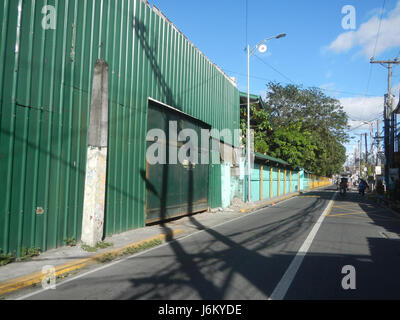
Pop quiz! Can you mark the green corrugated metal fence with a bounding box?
[0,0,240,255]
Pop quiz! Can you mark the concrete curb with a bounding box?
[240,193,300,213]
[0,186,332,297]
[239,186,332,214]
[0,229,183,297]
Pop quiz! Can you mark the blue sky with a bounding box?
[148,0,400,161]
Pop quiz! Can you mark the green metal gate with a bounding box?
[145,99,210,223]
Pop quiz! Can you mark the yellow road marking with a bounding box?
[332,205,364,211]
[0,229,184,297]
[325,201,335,216]
[328,211,367,217]
[330,209,387,216]
[328,213,400,222]
[299,195,320,198]
[328,198,396,219]
[327,209,400,221]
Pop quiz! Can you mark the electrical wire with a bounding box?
[253,54,296,84]
[348,116,382,132]
[223,69,378,97]
[364,0,387,97]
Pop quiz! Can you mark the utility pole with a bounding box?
[359,136,362,178]
[370,123,374,165]
[354,147,357,173]
[377,119,381,165]
[370,57,400,186]
[365,133,368,165]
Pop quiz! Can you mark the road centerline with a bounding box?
[269,192,337,300]
[14,194,303,300]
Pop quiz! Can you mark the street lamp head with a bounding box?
[258,44,268,53]
[276,33,287,39]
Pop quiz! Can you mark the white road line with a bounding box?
[14,193,319,300]
[15,196,298,300]
[268,192,337,300]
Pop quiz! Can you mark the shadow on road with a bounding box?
[107,189,335,300]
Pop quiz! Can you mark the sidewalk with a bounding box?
[0,187,323,298]
[368,192,400,219]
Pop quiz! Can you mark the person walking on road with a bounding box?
[358,179,369,196]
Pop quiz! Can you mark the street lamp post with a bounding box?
[246,33,286,202]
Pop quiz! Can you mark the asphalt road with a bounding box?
[14,186,400,300]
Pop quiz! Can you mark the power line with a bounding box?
[224,68,380,97]
[253,54,296,84]
[348,116,382,132]
[348,112,383,123]
[372,0,386,58]
[364,0,387,97]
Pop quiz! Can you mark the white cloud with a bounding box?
[329,1,400,58]
[340,82,400,128]
[340,96,383,127]
[320,82,340,97]
[393,82,400,98]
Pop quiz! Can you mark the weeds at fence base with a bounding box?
[81,241,114,252]
[0,251,15,266]
[96,238,163,263]
[17,247,41,262]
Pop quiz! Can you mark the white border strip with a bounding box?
[268,192,337,300]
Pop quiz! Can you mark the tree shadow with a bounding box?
[107,190,335,299]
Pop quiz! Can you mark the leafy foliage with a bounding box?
[18,246,41,261]
[242,82,349,176]
[267,122,317,169]
[0,250,15,266]
[240,104,272,154]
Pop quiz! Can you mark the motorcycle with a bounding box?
[340,186,346,196]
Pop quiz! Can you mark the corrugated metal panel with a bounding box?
[0,0,91,256]
[0,0,240,254]
[145,99,210,223]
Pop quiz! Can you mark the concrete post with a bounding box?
[260,165,263,201]
[278,169,281,196]
[285,170,287,194]
[270,167,273,198]
[81,60,109,247]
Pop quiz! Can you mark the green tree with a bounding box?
[240,104,272,154]
[267,122,317,169]
[264,82,349,176]
[265,82,349,145]
[240,82,349,177]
